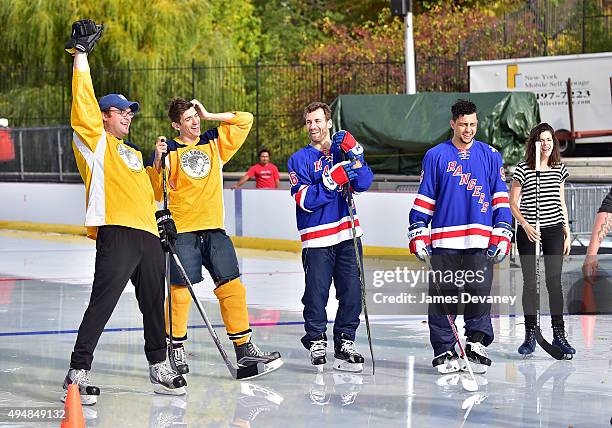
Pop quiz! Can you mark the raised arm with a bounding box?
[192,99,253,164]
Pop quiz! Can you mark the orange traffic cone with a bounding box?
[60,384,85,428]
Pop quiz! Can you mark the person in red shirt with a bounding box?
[232,148,280,189]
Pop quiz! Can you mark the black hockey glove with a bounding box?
[65,19,105,55]
[156,209,177,253]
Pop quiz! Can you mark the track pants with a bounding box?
[428,247,494,356]
[70,226,167,370]
[300,238,363,349]
[516,223,565,328]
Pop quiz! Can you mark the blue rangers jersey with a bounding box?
[409,139,511,249]
[288,144,374,248]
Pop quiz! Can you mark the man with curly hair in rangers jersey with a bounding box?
[288,101,374,372]
[408,99,512,375]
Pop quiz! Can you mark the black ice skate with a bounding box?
[518,325,537,356]
[333,333,364,373]
[234,338,283,374]
[465,334,491,374]
[309,333,327,370]
[432,349,464,374]
[168,342,189,375]
[62,368,100,405]
[149,361,187,396]
[551,325,576,359]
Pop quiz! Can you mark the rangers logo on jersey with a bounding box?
[180,149,211,179]
[117,143,143,172]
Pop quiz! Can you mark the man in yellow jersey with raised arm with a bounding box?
[146,98,283,377]
[62,20,186,405]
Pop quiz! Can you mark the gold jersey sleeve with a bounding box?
[71,67,159,240]
[218,112,253,164]
[149,112,253,233]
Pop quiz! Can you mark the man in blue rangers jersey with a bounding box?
[408,99,513,375]
[288,101,374,372]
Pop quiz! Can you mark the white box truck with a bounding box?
[468,53,612,155]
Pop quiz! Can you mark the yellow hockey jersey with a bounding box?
[146,112,253,233]
[71,67,158,240]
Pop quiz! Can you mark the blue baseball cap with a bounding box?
[98,93,140,113]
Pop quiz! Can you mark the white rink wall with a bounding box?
[0,182,416,250]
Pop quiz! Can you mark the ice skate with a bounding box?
[333,333,364,373]
[234,338,283,375]
[309,334,327,371]
[149,361,187,396]
[432,350,464,374]
[465,338,491,374]
[62,368,100,405]
[518,325,537,356]
[552,326,576,359]
[168,342,189,375]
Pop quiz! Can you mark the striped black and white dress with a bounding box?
[512,161,569,228]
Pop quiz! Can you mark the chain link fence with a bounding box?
[0,1,609,175]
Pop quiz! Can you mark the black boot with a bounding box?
[518,325,537,355]
[552,325,576,356]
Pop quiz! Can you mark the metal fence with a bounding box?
[565,184,611,237]
[0,126,79,182]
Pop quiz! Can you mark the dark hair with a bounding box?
[524,122,561,170]
[451,99,477,121]
[258,148,270,157]
[303,101,331,121]
[167,98,194,123]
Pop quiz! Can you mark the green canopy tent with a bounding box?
[330,92,540,175]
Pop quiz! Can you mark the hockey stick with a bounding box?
[167,244,271,380]
[160,148,178,372]
[534,140,565,360]
[342,154,375,375]
[425,257,478,392]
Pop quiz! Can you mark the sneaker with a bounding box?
[149,361,187,396]
[333,333,364,373]
[465,335,491,374]
[168,343,189,375]
[309,334,327,369]
[62,368,100,405]
[432,350,463,374]
[234,338,283,371]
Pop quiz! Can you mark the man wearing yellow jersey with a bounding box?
[147,98,282,376]
[62,20,186,405]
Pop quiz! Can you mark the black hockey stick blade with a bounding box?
[534,328,565,360]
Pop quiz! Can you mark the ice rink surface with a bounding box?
[0,229,610,427]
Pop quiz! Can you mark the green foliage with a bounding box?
[0,0,262,68]
[0,0,609,174]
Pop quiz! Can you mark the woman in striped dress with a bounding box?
[509,122,576,356]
